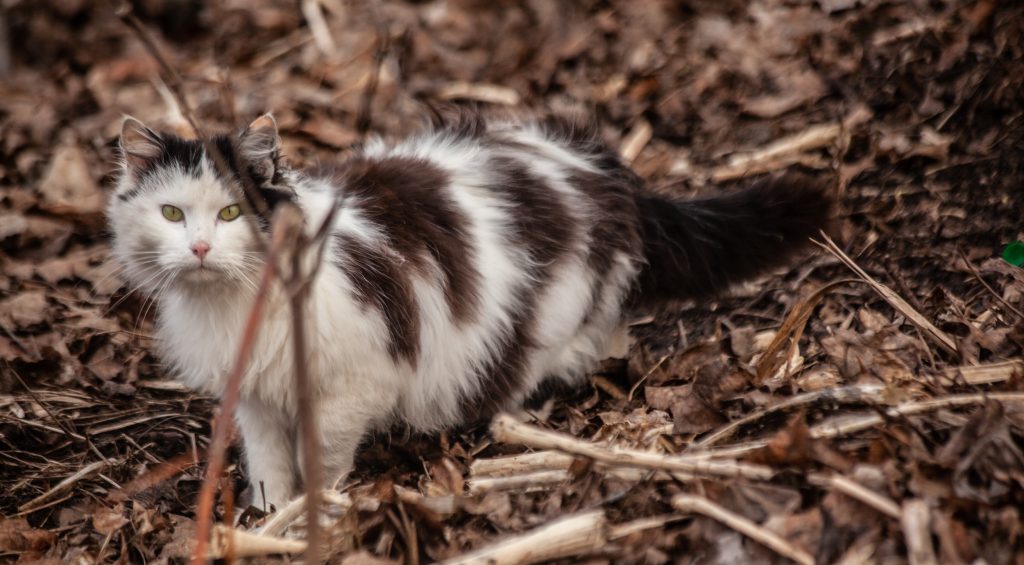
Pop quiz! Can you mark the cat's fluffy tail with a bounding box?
[632,173,834,308]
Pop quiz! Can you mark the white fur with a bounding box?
[108,119,640,510]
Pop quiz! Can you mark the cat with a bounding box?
[108,109,832,511]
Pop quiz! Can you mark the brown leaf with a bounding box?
[37,133,104,218]
[1,290,50,328]
[157,514,197,560]
[936,401,1024,503]
[0,518,55,552]
[727,325,757,362]
[741,65,826,118]
[644,385,688,412]
[92,503,129,535]
[749,414,813,466]
[671,391,725,435]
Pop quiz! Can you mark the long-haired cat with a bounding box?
[108,110,832,510]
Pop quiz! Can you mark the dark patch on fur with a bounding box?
[632,173,834,308]
[335,234,422,366]
[340,156,480,325]
[568,154,644,324]
[459,155,576,420]
[522,375,578,411]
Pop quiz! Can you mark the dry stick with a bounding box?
[806,473,901,519]
[672,494,814,565]
[467,470,571,494]
[815,234,958,356]
[301,0,337,57]
[468,457,899,520]
[209,525,307,559]
[901,499,938,565]
[491,413,775,481]
[696,391,1024,460]
[468,467,655,495]
[441,510,607,565]
[17,460,106,513]
[619,119,653,164]
[470,450,575,477]
[280,203,323,564]
[436,82,521,106]
[939,359,1024,386]
[608,514,689,540]
[957,248,1024,320]
[356,21,390,137]
[257,490,361,538]
[190,216,287,565]
[693,383,888,450]
[711,123,840,182]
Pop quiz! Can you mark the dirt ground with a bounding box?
[1,0,1023,563]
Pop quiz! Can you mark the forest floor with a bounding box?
[1,0,1023,563]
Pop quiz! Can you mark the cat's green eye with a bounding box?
[161,205,184,222]
[218,204,241,222]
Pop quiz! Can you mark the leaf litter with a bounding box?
[1,0,1023,562]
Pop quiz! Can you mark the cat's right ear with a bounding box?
[120,117,163,172]
[238,113,281,181]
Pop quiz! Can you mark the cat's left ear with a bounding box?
[238,113,281,180]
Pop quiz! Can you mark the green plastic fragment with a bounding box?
[1004,242,1024,267]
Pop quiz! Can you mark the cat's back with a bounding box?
[321,113,644,428]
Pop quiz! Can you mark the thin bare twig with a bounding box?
[672,494,815,565]
[815,234,958,356]
[957,248,1024,320]
[356,20,390,137]
[278,203,324,563]
[806,473,901,519]
[491,413,776,481]
[693,383,888,449]
[17,460,107,513]
[692,391,1024,460]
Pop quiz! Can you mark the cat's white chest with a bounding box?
[157,287,291,404]
[156,270,402,416]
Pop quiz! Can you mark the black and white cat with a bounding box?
[108,110,831,510]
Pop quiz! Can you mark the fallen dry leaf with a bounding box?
[36,133,105,218]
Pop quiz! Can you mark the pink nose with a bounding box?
[191,241,211,261]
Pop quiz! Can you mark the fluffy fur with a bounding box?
[108,111,832,510]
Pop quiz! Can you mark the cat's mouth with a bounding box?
[179,264,225,283]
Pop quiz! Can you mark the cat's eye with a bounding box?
[218,204,241,222]
[161,205,184,222]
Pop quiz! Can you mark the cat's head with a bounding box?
[108,114,295,294]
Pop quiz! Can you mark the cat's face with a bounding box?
[108,114,290,295]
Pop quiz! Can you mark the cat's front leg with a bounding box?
[296,407,372,491]
[235,396,299,512]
